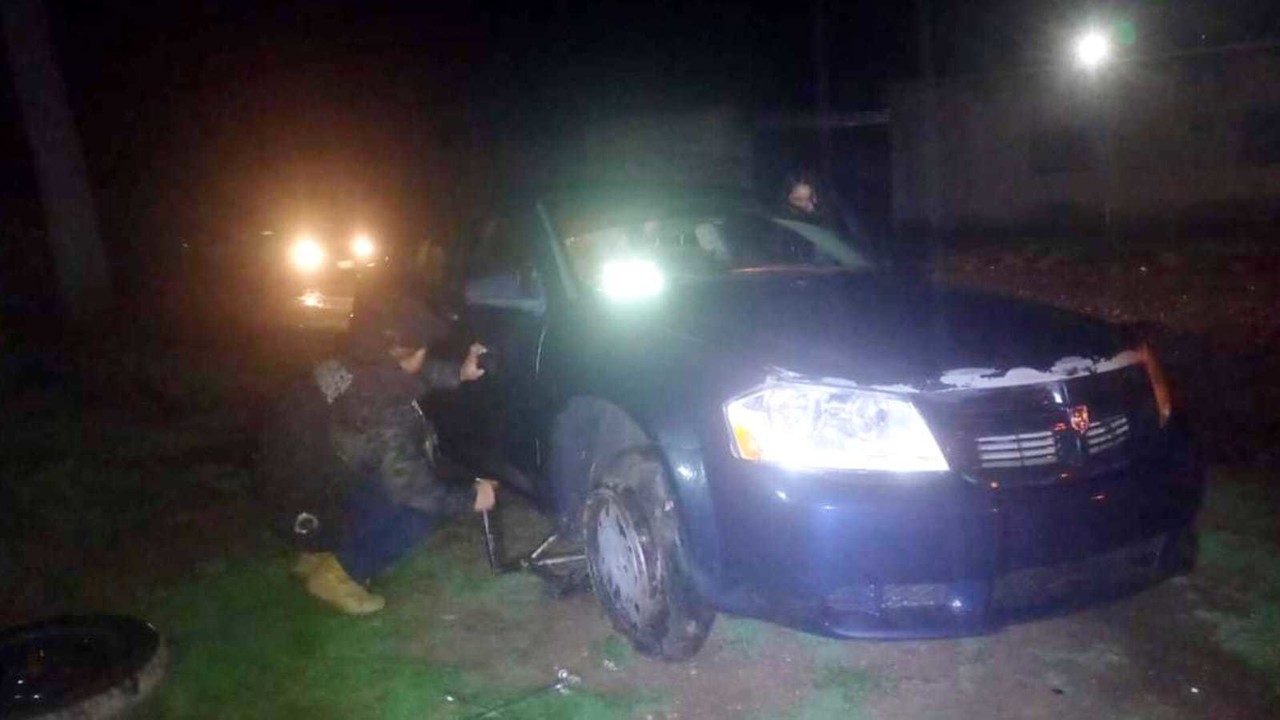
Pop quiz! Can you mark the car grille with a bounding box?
[826,583,951,614]
[918,364,1158,486]
[973,413,1130,469]
[975,430,1058,468]
[1085,414,1130,453]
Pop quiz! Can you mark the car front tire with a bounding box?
[583,449,715,661]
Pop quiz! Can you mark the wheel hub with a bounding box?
[595,495,654,627]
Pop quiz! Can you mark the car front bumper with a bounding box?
[694,425,1204,639]
[286,292,355,331]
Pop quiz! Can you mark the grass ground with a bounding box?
[130,553,648,719]
[1193,474,1280,693]
[121,531,899,719]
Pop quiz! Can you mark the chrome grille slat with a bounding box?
[984,455,1058,468]
[1086,415,1130,454]
[1089,438,1125,453]
[979,439,1056,451]
[977,448,1049,458]
[980,431,1054,443]
[974,413,1129,469]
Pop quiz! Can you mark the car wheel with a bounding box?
[583,449,714,661]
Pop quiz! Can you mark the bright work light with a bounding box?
[1074,30,1112,71]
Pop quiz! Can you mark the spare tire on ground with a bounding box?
[0,615,166,719]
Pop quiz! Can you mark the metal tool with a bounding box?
[480,509,502,572]
[480,511,586,576]
[461,668,582,719]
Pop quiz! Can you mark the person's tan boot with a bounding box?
[305,555,385,615]
[291,552,329,579]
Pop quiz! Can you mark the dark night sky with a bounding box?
[3,0,1279,312]
[28,2,1280,218]
[25,0,921,256]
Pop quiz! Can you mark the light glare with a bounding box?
[290,237,326,273]
[1074,30,1111,70]
[352,234,376,259]
[600,258,665,300]
[726,383,950,473]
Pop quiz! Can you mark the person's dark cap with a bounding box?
[346,295,449,362]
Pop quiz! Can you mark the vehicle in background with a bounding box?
[260,224,387,332]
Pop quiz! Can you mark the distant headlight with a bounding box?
[725,382,950,473]
[352,234,376,260]
[290,237,326,273]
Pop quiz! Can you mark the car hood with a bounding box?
[657,270,1128,391]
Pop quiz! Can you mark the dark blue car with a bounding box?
[439,188,1203,660]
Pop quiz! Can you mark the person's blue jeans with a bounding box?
[336,480,438,585]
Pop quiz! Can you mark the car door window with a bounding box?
[464,215,547,314]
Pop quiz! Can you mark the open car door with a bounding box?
[435,208,551,498]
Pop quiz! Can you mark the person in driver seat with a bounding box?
[258,295,497,614]
[779,169,840,231]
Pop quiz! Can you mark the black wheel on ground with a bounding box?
[583,449,715,661]
[0,614,166,719]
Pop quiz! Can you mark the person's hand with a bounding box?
[460,343,488,382]
[473,478,498,512]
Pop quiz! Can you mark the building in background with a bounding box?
[892,44,1280,242]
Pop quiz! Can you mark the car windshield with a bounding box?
[555,210,871,292]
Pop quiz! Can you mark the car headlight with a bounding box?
[290,236,326,273]
[725,382,949,472]
[352,234,376,260]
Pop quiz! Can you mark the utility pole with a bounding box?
[3,0,111,326]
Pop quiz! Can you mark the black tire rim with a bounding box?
[0,615,162,719]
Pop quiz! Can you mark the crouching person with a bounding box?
[258,296,496,614]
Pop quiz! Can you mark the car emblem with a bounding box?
[1070,405,1091,434]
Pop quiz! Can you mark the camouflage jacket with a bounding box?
[258,355,474,543]
[316,357,476,517]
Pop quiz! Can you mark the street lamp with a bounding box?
[1074,29,1112,71]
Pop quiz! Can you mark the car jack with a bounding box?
[481,509,590,597]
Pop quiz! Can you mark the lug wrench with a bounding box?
[480,509,504,573]
[460,668,582,719]
[481,510,586,574]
